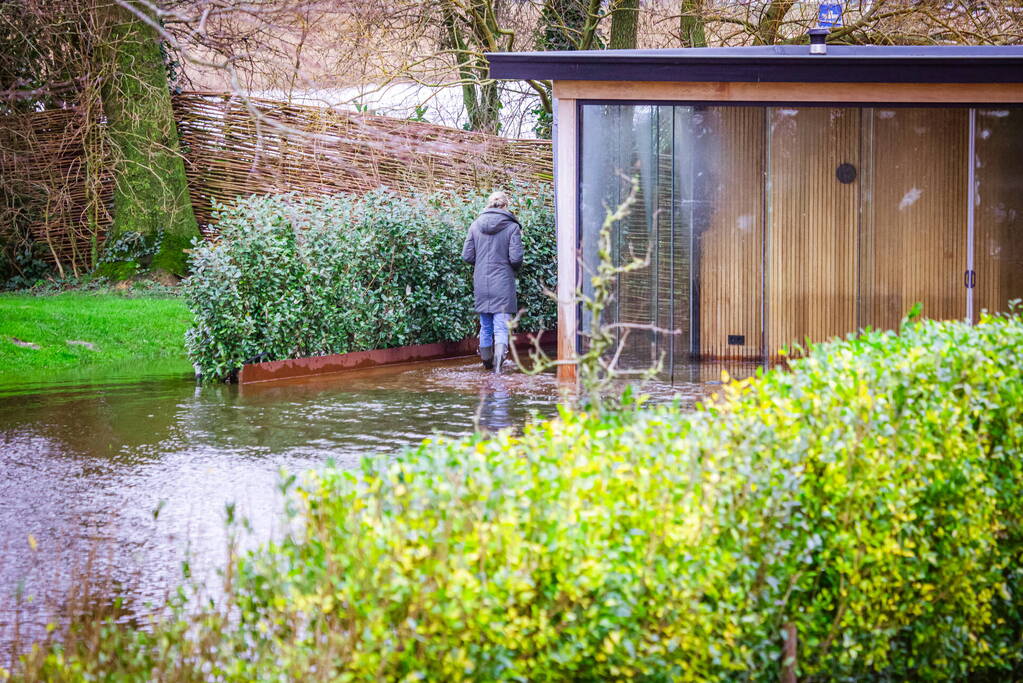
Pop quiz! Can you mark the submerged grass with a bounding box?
[0,292,192,376]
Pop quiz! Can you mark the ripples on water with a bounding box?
[0,355,736,656]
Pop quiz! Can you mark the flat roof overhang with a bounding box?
[486,45,1023,84]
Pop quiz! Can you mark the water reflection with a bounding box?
[475,378,515,433]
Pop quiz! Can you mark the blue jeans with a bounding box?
[479,313,511,348]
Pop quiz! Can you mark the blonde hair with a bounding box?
[485,191,510,209]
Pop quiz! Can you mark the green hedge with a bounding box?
[183,188,556,381]
[210,313,1022,681]
[16,314,1023,681]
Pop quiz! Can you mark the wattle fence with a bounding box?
[0,92,553,272]
[175,93,553,233]
[0,107,111,276]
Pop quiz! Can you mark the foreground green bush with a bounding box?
[218,314,1023,681]
[16,314,1023,681]
[183,187,555,381]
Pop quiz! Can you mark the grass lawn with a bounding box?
[0,292,192,376]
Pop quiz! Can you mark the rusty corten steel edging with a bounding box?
[238,333,552,384]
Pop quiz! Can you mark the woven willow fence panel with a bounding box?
[175,92,554,232]
[2,93,553,268]
[0,107,111,274]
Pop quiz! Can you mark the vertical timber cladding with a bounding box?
[861,108,968,331]
[767,107,859,356]
[696,107,765,360]
[554,97,579,382]
[974,108,1023,319]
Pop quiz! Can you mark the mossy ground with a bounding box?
[0,291,192,377]
[93,260,141,281]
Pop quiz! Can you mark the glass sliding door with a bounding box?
[579,104,762,379]
[692,107,765,362]
[974,108,1023,319]
[580,104,684,372]
[577,102,1022,381]
[766,107,859,355]
[859,108,969,330]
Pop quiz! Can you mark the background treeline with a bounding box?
[2,0,1020,287]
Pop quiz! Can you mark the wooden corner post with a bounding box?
[553,96,578,383]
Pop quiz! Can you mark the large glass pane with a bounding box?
[766,107,859,355]
[580,104,766,378]
[860,108,968,330]
[579,104,625,350]
[974,108,1023,318]
[691,107,765,362]
[580,104,688,375]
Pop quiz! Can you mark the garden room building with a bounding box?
[487,45,1023,382]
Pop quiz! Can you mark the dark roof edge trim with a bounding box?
[487,50,1023,84]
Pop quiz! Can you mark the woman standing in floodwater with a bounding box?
[462,191,524,374]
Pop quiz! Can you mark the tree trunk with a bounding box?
[679,0,707,47]
[609,0,640,49]
[755,0,796,45]
[441,0,501,135]
[533,0,594,137]
[470,79,502,135]
[99,1,198,278]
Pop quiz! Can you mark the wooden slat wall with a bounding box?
[860,108,968,330]
[767,107,860,355]
[974,108,1023,318]
[697,107,765,360]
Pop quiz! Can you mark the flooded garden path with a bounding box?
[0,356,721,652]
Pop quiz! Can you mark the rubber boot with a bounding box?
[493,343,507,374]
[479,345,494,370]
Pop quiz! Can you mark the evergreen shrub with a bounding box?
[225,313,1023,681]
[183,187,556,381]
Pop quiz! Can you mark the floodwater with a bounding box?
[0,355,722,654]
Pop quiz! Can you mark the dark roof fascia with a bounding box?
[486,47,1023,84]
